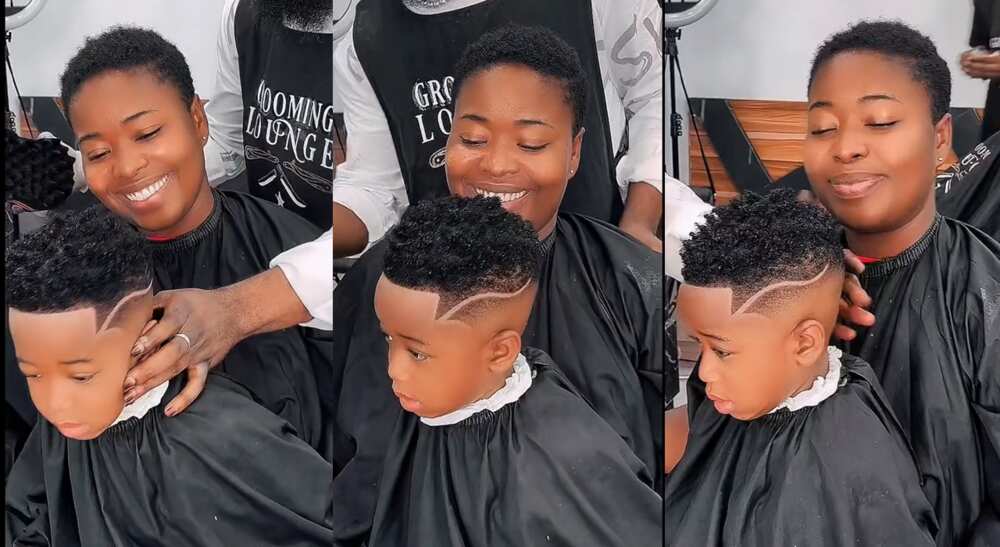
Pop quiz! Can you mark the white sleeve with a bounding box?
[331,28,409,246]
[664,176,712,282]
[269,229,333,331]
[204,0,248,187]
[598,0,663,194]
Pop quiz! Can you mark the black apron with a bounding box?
[352,0,624,224]
[972,0,1000,140]
[235,0,334,230]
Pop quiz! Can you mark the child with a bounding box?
[330,26,663,541]
[366,195,661,546]
[5,208,332,545]
[803,21,1000,545]
[57,26,329,452]
[665,190,936,546]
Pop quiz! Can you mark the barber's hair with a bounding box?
[453,24,588,134]
[681,189,844,313]
[6,206,152,323]
[383,195,541,320]
[60,26,195,120]
[809,20,951,122]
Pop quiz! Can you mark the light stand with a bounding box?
[664,0,719,200]
[666,26,682,179]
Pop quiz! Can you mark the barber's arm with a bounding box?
[123,230,332,415]
[664,176,711,282]
[204,0,248,186]
[331,29,408,257]
[603,0,664,252]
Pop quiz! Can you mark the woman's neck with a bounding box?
[143,180,215,240]
[845,192,937,260]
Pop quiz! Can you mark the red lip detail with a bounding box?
[828,172,885,200]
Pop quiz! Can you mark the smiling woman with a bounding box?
[61,27,214,239]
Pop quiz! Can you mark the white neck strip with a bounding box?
[403,0,486,15]
[421,353,533,426]
[111,382,169,426]
[768,346,843,414]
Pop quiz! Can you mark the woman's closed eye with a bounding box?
[867,121,899,129]
[519,143,549,152]
[137,127,162,141]
[459,136,486,146]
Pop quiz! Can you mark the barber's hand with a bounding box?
[124,288,245,416]
[620,220,663,253]
[834,249,875,342]
[961,49,1000,80]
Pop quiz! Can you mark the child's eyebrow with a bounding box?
[698,331,730,343]
[399,334,428,346]
[59,358,93,365]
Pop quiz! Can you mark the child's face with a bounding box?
[9,295,151,440]
[446,64,583,240]
[373,277,513,419]
[677,285,808,421]
[804,52,950,235]
[69,69,211,238]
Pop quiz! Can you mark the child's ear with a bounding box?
[791,318,827,369]
[487,330,522,374]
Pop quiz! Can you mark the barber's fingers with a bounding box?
[132,307,185,357]
[843,249,865,276]
[124,336,192,403]
[164,362,209,417]
[833,323,858,342]
[842,273,873,312]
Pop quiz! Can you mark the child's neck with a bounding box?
[787,346,832,399]
[845,196,936,260]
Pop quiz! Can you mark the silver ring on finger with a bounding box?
[174,333,192,352]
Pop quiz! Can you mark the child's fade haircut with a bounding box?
[382,195,542,323]
[808,20,951,122]
[60,26,195,120]
[6,206,153,327]
[452,24,588,135]
[680,189,844,315]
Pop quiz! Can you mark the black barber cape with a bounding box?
[5,374,332,546]
[846,216,1000,546]
[330,214,663,544]
[936,130,1000,240]
[666,354,937,546]
[352,0,624,224]
[235,0,335,229]
[368,348,661,547]
[150,190,330,457]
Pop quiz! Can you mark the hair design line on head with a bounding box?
[437,277,532,322]
[97,280,153,333]
[731,263,830,316]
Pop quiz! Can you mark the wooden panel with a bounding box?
[730,100,808,134]
[688,116,736,194]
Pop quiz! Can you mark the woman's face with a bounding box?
[803,52,951,237]
[69,69,211,238]
[9,294,152,440]
[446,64,583,239]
